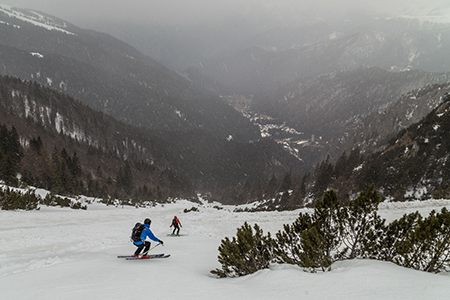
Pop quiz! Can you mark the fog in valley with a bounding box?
[3,0,450,195]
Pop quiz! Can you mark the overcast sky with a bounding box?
[2,0,449,28]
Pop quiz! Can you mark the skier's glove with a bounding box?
[159,240,164,246]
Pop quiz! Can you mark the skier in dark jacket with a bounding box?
[133,218,163,258]
[170,216,182,236]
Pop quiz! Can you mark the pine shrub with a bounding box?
[389,208,450,272]
[338,184,384,259]
[0,188,40,210]
[211,222,273,278]
[299,226,333,271]
[274,212,313,266]
[213,185,450,277]
[275,190,343,271]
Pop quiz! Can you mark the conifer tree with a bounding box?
[312,156,333,198]
[334,151,348,179]
[0,149,17,186]
[21,136,53,190]
[264,173,278,199]
[279,170,292,192]
[0,125,22,186]
[116,161,133,195]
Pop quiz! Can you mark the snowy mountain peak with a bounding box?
[389,3,450,25]
[0,3,75,35]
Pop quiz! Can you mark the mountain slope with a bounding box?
[193,19,450,95]
[0,75,195,200]
[354,92,450,200]
[246,67,450,169]
[254,67,450,137]
[0,5,307,191]
[309,88,450,201]
[340,82,450,155]
[0,4,259,141]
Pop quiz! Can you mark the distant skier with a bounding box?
[170,216,182,236]
[132,218,163,258]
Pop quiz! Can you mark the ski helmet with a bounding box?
[144,218,151,225]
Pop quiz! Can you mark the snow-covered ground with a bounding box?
[1,196,450,300]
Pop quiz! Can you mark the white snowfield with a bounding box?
[0,4,75,35]
[1,197,450,300]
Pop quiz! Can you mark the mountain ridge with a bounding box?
[0,6,306,193]
[0,74,196,200]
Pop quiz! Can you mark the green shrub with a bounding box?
[388,208,450,273]
[0,188,40,210]
[274,212,313,266]
[338,185,384,259]
[211,222,273,278]
[299,226,333,271]
[183,206,199,213]
[213,185,450,277]
[41,192,86,209]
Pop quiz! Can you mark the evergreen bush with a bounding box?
[211,222,273,278]
[274,212,313,266]
[388,208,450,272]
[338,185,384,259]
[0,188,40,210]
[213,185,450,277]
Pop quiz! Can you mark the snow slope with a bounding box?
[1,197,450,300]
[0,3,75,35]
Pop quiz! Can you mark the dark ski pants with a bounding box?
[172,225,180,235]
[134,241,151,256]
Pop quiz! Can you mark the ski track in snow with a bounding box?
[1,199,450,299]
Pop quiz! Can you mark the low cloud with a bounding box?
[4,0,449,28]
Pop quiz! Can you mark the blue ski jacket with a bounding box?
[133,224,160,245]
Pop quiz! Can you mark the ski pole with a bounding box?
[149,242,162,251]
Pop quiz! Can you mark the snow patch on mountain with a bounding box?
[389,3,450,25]
[0,4,75,35]
[0,18,19,28]
[30,52,43,58]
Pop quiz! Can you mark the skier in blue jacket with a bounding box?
[133,218,164,258]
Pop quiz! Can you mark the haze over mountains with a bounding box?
[2,2,450,202]
[0,4,302,195]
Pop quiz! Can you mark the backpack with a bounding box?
[131,222,145,242]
